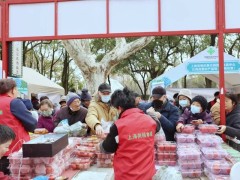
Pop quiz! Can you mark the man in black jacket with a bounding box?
[144,86,179,141]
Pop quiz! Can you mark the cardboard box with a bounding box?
[23,133,68,157]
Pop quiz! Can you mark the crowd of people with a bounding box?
[0,78,240,179]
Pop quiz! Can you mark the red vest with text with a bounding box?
[0,95,30,156]
[114,108,156,180]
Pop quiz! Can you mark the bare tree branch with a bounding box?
[62,40,96,73]
[228,37,240,55]
[101,36,154,71]
[115,38,127,47]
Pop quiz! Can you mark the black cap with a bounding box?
[152,86,166,99]
[98,83,111,93]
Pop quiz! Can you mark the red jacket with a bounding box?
[0,95,30,156]
[0,172,13,180]
[114,108,156,180]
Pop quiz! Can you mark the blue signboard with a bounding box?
[187,61,240,74]
[12,78,28,95]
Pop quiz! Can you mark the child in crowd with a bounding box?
[176,95,212,132]
[0,125,15,179]
[36,99,55,133]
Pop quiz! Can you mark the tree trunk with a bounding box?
[83,68,106,94]
[62,51,70,94]
[183,75,187,88]
[23,41,26,66]
[205,78,212,88]
[62,37,154,94]
[49,50,55,80]
[210,34,217,46]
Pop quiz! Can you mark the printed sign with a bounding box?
[187,61,240,74]
[12,78,28,95]
[9,41,23,77]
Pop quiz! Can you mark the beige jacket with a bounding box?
[85,95,118,134]
[210,99,220,125]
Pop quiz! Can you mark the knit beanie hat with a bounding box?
[178,89,192,101]
[22,99,33,110]
[66,92,81,106]
[191,95,208,111]
[81,89,92,101]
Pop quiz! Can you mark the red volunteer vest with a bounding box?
[0,95,30,156]
[114,108,156,180]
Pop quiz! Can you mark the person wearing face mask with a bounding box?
[36,99,55,133]
[86,83,118,136]
[54,93,88,126]
[177,89,192,114]
[0,79,37,175]
[144,86,179,141]
[176,95,212,132]
[96,87,160,180]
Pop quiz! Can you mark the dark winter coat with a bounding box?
[225,104,240,140]
[144,100,179,141]
[177,108,213,125]
[54,106,88,126]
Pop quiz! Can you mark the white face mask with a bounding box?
[190,105,201,114]
[101,95,111,103]
[179,99,188,107]
[40,109,53,117]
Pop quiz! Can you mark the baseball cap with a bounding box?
[98,83,111,93]
[152,86,166,99]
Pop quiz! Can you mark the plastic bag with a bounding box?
[54,126,70,134]
[153,166,182,180]
[101,118,113,133]
[58,119,69,127]
[54,119,70,134]
[54,120,87,137]
[69,122,87,137]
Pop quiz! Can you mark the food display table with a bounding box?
[222,143,240,163]
[71,165,113,180]
[10,132,240,180]
[65,142,240,180]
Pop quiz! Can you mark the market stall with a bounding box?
[8,124,240,180]
[150,47,240,93]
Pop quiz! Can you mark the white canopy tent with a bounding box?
[150,46,240,94]
[21,67,64,97]
[0,61,65,98]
